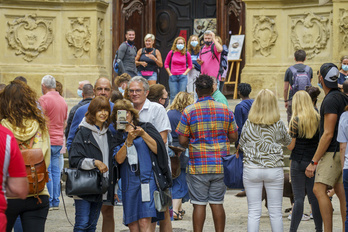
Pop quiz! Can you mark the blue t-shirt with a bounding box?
[234,99,254,145]
[167,109,182,139]
[338,72,348,85]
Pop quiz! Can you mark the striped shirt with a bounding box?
[239,119,292,168]
[0,125,26,214]
[176,96,237,174]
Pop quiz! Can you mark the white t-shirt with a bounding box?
[337,111,348,169]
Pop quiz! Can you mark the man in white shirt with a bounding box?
[128,76,172,232]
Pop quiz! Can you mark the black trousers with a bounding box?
[6,195,49,232]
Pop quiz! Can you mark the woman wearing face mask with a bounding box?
[115,73,131,95]
[186,35,201,96]
[164,36,193,102]
[135,34,163,86]
[338,55,348,90]
[147,84,169,108]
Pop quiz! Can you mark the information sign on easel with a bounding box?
[226,34,245,99]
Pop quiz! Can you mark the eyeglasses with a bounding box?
[129,89,143,94]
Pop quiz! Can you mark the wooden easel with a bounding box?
[225,26,243,99]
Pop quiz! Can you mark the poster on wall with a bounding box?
[228,35,245,61]
[193,18,217,42]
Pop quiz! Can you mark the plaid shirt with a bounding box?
[176,96,237,174]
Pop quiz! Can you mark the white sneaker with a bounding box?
[302,214,310,221]
[288,214,292,221]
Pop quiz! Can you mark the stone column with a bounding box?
[0,0,111,98]
[241,0,347,99]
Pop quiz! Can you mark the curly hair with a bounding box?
[238,83,252,98]
[85,96,111,128]
[111,99,140,128]
[169,92,194,112]
[195,74,214,96]
[187,35,200,54]
[115,73,131,87]
[171,36,186,56]
[0,80,47,133]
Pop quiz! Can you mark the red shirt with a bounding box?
[0,125,27,214]
[39,91,68,146]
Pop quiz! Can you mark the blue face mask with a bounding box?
[77,89,83,98]
[318,83,323,89]
[118,87,124,94]
[342,64,348,71]
[176,44,184,51]
[190,41,198,47]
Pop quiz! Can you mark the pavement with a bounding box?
[46,98,345,231]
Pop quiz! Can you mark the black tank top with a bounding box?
[138,48,158,72]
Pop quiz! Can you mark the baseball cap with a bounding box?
[320,63,339,89]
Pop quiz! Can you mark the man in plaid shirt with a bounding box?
[176,74,238,232]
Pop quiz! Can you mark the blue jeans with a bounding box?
[47,145,62,207]
[343,169,348,231]
[74,199,102,232]
[168,74,187,102]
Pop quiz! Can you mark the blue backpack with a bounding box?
[289,65,311,94]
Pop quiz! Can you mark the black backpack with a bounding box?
[200,43,228,78]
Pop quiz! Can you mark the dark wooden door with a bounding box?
[155,0,216,89]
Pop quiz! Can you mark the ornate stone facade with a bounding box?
[241,0,347,99]
[122,0,143,20]
[290,12,330,60]
[252,16,278,57]
[0,0,110,98]
[6,14,53,62]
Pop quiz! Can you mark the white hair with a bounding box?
[144,34,155,42]
[41,75,56,89]
[128,76,149,92]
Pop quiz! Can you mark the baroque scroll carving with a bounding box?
[228,0,243,19]
[290,12,329,59]
[66,17,91,58]
[97,18,104,59]
[252,16,278,57]
[6,14,53,62]
[122,0,143,20]
[339,9,348,48]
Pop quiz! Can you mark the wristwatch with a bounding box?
[310,160,318,165]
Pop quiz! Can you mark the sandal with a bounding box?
[179,209,185,216]
[173,211,182,220]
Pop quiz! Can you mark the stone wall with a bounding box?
[241,0,348,99]
[0,0,112,98]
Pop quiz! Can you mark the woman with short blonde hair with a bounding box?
[287,91,322,231]
[239,89,291,232]
[135,33,163,85]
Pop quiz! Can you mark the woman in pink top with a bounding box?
[164,36,192,102]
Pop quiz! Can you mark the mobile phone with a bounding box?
[116,110,127,130]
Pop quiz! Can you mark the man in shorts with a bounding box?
[306,63,348,232]
[176,74,238,232]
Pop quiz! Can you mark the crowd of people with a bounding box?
[0,27,348,232]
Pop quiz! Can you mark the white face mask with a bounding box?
[127,144,138,172]
[77,89,83,98]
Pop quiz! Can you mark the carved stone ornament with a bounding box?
[252,16,278,57]
[66,17,91,58]
[339,9,348,48]
[122,0,143,20]
[291,12,329,59]
[6,14,53,62]
[97,18,104,57]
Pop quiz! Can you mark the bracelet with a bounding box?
[125,141,133,147]
[92,158,96,167]
[311,160,318,165]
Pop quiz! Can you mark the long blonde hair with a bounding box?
[187,35,200,54]
[169,92,194,112]
[171,36,186,56]
[248,89,280,125]
[290,91,319,138]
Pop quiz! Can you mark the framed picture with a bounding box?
[193,18,217,42]
[228,35,245,61]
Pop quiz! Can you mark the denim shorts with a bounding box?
[186,173,226,205]
[138,71,157,81]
